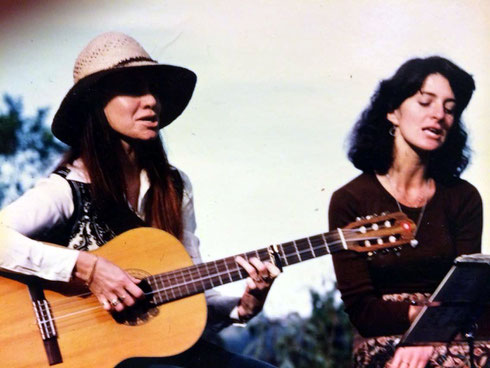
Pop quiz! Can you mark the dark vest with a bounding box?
[36,167,182,251]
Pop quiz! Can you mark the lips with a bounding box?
[137,115,159,126]
[422,127,444,139]
[138,115,157,121]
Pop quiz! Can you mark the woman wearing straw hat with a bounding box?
[0,32,278,367]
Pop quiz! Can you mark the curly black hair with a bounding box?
[347,56,475,183]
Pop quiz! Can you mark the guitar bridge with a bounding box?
[29,284,62,365]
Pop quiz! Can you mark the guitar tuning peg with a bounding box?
[389,235,396,243]
[356,217,361,221]
[377,238,383,245]
[372,223,379,230]
[384,220,392,228]
[381,211,388,216]
[364,240,371,247]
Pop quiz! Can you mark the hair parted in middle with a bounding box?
[347,56,475,183]
[57,89,184,240]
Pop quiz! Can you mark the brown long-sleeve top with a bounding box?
[329,173,482,337]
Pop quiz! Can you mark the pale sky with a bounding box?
[1,0,489,317]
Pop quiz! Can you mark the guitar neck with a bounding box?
[146,230,345,305]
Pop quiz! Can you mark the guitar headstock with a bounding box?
[341,212,416,253]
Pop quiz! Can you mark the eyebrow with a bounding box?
[419,90,456,103]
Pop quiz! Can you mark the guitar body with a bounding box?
[0,228,207,367]
[0,212,415,367]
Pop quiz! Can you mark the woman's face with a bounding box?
[103,75,162,142]
[387,73,456,152]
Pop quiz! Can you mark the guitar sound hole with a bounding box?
[111,269,159,326]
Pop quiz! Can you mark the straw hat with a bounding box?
[52,32,197,146]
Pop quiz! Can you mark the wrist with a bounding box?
[74,252,98,285]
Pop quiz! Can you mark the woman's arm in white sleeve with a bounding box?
[0,174,79,281]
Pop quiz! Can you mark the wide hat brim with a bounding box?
[52,64,197,146]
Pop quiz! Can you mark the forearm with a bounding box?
[0,225,79,281]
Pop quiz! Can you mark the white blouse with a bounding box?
[0,159,202,281]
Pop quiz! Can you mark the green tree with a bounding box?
[0,95,65,206]
[221,286,353,367]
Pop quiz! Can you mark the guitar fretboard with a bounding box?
[146,231,346,306]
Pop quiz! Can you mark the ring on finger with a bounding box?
[110,298,120,307]
[119,295,126,301]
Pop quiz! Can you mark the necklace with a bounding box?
[385,173,429,248]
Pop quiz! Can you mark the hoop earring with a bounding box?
[389,126,396,137]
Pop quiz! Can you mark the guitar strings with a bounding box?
[36,222,402,326]
[42,236,351,323]
[146,228,399,300]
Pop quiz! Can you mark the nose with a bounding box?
[141,92,158,108]
[432,102,445,120]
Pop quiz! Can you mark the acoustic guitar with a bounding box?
[0,212,415,367]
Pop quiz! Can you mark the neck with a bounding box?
[377,143,435,207]
[389,138,430,189]
[120,139,139,175]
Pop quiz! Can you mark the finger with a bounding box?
[97,295,111,311]
[130,275,141,284]
[235,256,259,280]
[124,281,144,299]
[390,348,404,368]
[245,277,257,290]
[107,293,125,312]
[265,262,281,279]
[248,258,267,277]
[118,292,135,307]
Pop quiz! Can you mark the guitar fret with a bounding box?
[320,233,330,254]
[306,236,315,258]
[292,240,302,262]
[235,257,244,278]
[157,275,168,303]
[195,264,207,292]
[214,261,223,285]
[203,262,214,288]
[181,269,191,295]
[279,244,289,266]
[311,234,329,257]
[218,260,231,284]
[186,268,197,294]
[167,273,177,300]
[282,242,300,265]
[295,238,315,261]
[148,276,160,303]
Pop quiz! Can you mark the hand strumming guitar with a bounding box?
[74,252,144,312]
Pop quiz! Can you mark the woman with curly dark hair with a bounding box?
[329,56,489,367]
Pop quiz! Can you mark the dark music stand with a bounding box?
[399,254,490,368]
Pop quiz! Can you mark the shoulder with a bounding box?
[331,173,380,202]
[172,167,193,200]
[437,178,482,214]
[438,178,481,204]
[62,159,90,183]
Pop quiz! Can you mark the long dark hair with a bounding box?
[347,56,475,183]
[57,96,183,240]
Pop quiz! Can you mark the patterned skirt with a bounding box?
[352,293,490,368]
